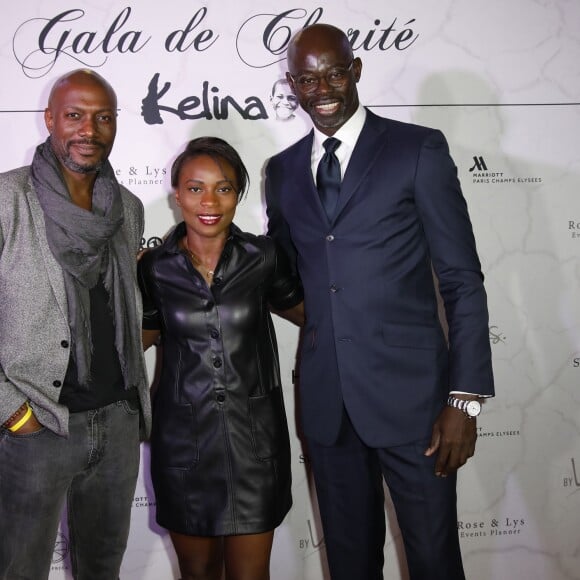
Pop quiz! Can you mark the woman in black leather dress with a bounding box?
[138,137,304,580]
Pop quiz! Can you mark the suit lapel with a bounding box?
[288,131,332,222]
[25,178,69,319]
[332,111,389,224]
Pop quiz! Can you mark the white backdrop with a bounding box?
[1,1,580,578]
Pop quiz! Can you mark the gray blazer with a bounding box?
[0,166,151,438]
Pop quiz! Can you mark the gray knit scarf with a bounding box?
[31,138,142,389]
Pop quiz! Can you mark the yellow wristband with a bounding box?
[8,403,33,432]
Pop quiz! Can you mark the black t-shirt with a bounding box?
[59,276,137,412]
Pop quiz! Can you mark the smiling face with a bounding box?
[44,70,117,175]
[175,154,238,244]
[270,79,299,120]
[286,24,361,135]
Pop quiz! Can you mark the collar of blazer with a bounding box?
[25,173,68,315]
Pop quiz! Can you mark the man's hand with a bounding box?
[424,405,477,477]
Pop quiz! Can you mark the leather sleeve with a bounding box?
[265,238,303,311]
[137,252,162,331]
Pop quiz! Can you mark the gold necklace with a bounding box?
[184,238,215,280]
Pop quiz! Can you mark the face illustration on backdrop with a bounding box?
[270,78,299,121]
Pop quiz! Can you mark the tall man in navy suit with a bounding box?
[265,24,494,580]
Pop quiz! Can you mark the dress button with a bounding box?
[216,393,226,403]
[52,380,62,388]
[213,358,222,368]
[326,234,334,242]
[210,329,220,340]
[61,340,69,348]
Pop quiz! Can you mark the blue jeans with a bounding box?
[0,400,140,580]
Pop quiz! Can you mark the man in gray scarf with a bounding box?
[0,69,151,580]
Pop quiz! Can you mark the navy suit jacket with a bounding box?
[265,109,494,447]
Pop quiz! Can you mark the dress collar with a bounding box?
[163,221,243,255]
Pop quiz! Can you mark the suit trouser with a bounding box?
[306,409,465,580]
[0,399,140,580]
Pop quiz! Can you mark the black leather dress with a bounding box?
[138,222,303,536]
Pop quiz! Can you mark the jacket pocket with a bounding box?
[381,322,438,350]
[152,402,199,469]
[248,388,288,461]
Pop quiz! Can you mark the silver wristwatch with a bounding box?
[447,395,481,418]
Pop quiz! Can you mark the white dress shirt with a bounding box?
[310,104,366,184]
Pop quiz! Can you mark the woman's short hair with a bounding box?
[170,137,250,201]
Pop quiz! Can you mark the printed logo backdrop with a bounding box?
[1,1,579,578]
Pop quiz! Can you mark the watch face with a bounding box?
[466,400,481,417]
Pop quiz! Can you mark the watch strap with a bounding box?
[447,395,481,417]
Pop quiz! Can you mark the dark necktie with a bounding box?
[316,137,341,219]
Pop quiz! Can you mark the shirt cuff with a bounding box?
[450,391,493,398]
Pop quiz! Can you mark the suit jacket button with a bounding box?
[330,284,338,293]
[216,392,226,403]
[52,380,62,388]
[213,358,222,368]
[326,234,334,242]
[61,340,69,348]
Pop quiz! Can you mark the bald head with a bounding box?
[287,24,354,75]
[285,24,361,135]
[47,69,117,111]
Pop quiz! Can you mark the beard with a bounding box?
[51,137,107,174]
[306,98,351,131]
[61,154,104,174]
